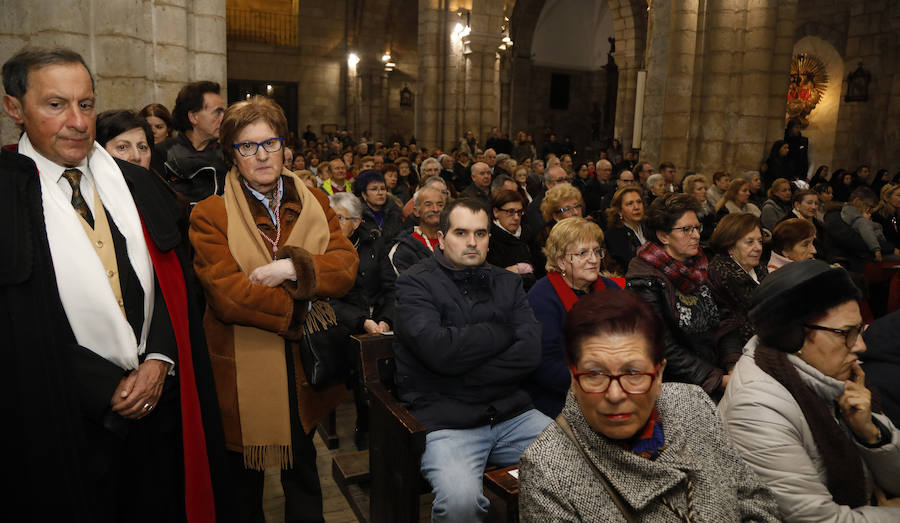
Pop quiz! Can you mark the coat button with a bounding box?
[95,240,104,248]
[107,269,115,277]
[117,299,124,306]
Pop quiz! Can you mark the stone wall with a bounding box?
[638,0,798,178]
[803,0,899,174]
[0,0,227,146]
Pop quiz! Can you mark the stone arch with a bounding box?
[794,22,846,57]
[506,0,646,153]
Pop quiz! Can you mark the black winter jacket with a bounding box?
[393,248,542,431]
[155,133,226,204]
[626,256,736,399]
[487,222,535,290]
[331,222,396,332]
[388,232,434,275]
[360,197,405,245]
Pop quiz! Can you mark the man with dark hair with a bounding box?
[784,117,810,180]
[525,166,569,235]
[156,80,226,204]
[484,126,512,155]
[0,46,229,522]
[658,161,677,193]
[393,197,550,521]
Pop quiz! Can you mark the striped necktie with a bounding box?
[61,168,95,228]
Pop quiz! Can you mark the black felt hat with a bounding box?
[749,260,861,352]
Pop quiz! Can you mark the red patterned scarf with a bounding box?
[637,241,708,293]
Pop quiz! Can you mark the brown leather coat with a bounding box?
[190,180,357,450]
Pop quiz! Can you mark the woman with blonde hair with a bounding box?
[715,178,762,221]
[531,183,585,277]
[190,96,358,522]
[526,217,621,417]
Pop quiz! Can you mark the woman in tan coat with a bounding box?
[190,96,358,523]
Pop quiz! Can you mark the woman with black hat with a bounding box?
[719,260,900,521]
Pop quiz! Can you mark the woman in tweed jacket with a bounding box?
[519,290,780,522]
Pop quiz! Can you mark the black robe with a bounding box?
[0,147,233,522]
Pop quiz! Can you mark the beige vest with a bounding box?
[77,190,126,318]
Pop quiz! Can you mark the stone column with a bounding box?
[764,0,798,148]
[462,31,500,148]
[692,0,743,174]
[733,0,779,171]
[640,0,702,170]
[0,0,227,146]
[415,2,443,149]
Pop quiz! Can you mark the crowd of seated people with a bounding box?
[124,100,900,519]
[105,94,900,520]
[8,43,899,522]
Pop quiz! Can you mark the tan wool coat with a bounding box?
[190,179,358,451]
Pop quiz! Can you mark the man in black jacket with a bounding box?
[156,80,227,204]
[393,198,550,522]
[1,47,231,523]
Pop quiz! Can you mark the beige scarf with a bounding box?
[224,166,329,469]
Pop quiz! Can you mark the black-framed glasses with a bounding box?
[804,323,864,348]
[234,137,284,157]
[497,207,525,217]
[670,224,703,235]
[556,204,584,216]
[566,247,605,262]
[571,364,659,394]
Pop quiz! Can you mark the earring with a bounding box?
[561,270,566,277]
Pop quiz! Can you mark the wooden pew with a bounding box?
[333,333,519,523]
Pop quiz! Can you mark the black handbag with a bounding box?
[298,300,350,389]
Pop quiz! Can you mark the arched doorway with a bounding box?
[508,0,646,158]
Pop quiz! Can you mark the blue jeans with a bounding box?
[420,409,551,522]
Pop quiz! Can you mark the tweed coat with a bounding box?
[519,383,780,522]
[190,178,358,447]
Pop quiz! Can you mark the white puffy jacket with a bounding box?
[719,338,900,522]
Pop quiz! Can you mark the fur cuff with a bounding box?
[280,301,307,341]
[277,245,317,300]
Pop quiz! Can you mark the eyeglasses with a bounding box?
[497,208,525,217]
[556,204,584,216]
[572,364,659,394]
[336,215,360,222]
[566,247,605,262]
[670,224,703,235]
[804,323,864,348]
[367,185,388,193]
[234,137,284,157]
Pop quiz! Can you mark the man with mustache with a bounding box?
[0,47,228,522]
[393,198,551,522]
[389,182,446,274]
